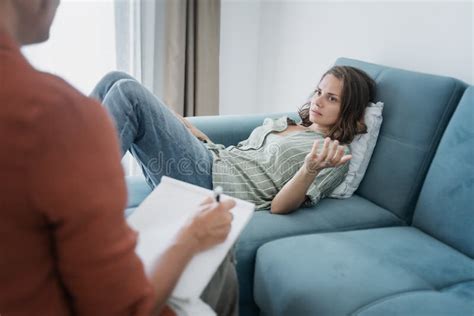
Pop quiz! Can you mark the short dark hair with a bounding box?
[297,66,376,144]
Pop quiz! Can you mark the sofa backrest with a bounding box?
[412,87,473,258]
[335,58,467,222]
[189,112,299,147]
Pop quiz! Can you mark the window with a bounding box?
[22,0,140,176]
[22,0,116,95]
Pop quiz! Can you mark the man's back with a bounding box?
[0,30,154,316]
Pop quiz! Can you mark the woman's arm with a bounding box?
[270,138,351,214]
[149,199,235,315]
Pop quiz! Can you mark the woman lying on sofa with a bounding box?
[91,66,375,214]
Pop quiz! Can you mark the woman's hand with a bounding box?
[173,111,213,143]
[187,124,213,144]
[304,137,352,175]
[177,197,236,253]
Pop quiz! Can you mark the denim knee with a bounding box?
[114,79,167,113]
[91,71,137,101]
[100,71,135,86]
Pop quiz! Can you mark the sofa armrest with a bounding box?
[187,112,297,147]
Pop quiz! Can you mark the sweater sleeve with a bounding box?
[304,162,350,207]
[29,89,155,316]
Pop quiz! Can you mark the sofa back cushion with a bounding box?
[335,58,466,222]
[189,112,298,147]
[412,87,474,258]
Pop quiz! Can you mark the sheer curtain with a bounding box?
[115,0,167,96]
[114,0,165,176]
[114,0,221,176]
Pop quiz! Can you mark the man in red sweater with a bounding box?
[0,1,238,315]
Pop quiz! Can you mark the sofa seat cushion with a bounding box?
[124,207,136,218]
[236,196,403,307]
[356,281,474,315]
[254,227,474,316]
[125,175,152,216]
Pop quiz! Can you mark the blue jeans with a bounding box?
[91,71,213,190]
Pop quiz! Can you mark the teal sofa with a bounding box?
[125,58,473,315]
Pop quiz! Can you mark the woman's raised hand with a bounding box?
[304,137,352,174]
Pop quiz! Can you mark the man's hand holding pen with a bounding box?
[176,192,235,254]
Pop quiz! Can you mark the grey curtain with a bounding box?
[163,0,221,116]
[115,0,221,117]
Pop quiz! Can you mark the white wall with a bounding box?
[220,0,262,115]
[220,0,473,115]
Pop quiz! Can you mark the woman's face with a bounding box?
[309,74,343,132]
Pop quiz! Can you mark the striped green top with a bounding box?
[206,116,349,210]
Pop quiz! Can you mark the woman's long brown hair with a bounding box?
[295,66,376,144]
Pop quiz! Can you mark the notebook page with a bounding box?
[127,176,254,300]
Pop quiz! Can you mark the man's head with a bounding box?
[0,0,60,45]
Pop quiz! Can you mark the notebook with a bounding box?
[127,176,255,301]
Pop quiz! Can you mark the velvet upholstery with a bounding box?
[253,86,474,316]
[356,282,474,316]
[412,86,474,258]
[254,228,474,316]
[234,196,402,314]
[335,58,466,222]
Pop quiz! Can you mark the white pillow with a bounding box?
[329,101,384,198]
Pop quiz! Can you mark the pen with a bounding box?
[213,186,223,203]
